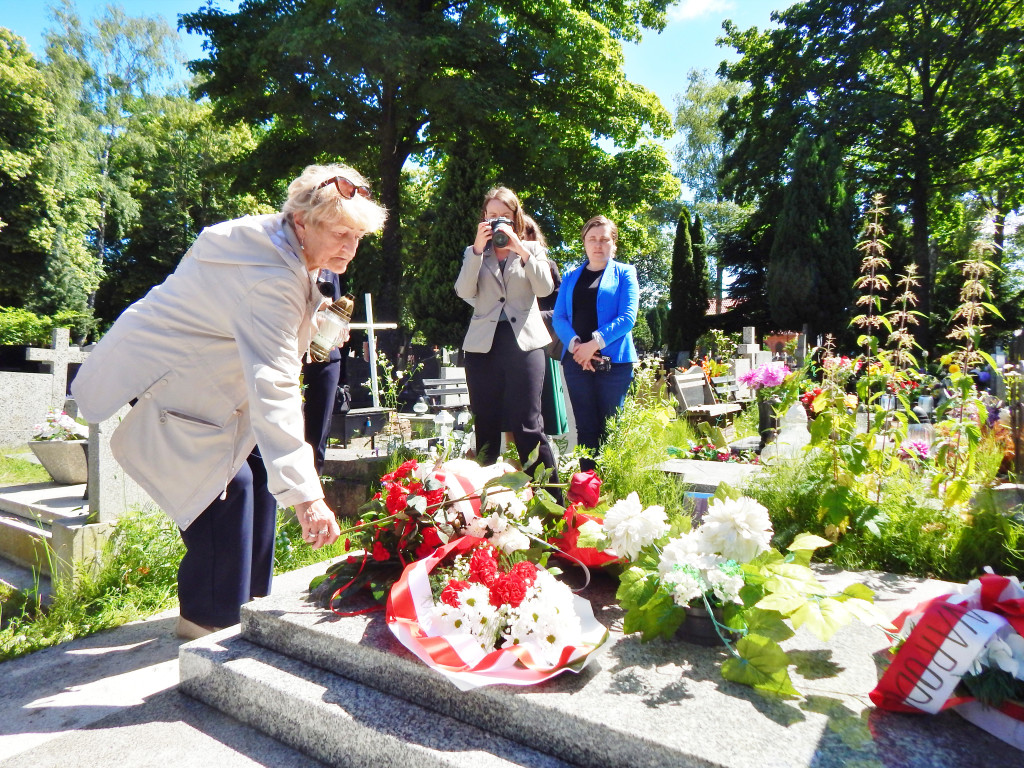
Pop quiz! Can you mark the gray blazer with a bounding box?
[454,242,554,353]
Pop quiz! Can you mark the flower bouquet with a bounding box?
[309,458,616,613]
[31,410,89,441]
[588,484,893,696]
[870,571,1024,751]
[386,535,608,690]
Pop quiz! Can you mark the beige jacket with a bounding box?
[71,214,325,529]
[454,242,554,353]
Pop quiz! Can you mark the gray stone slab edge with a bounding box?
[179,630,574,768]
[242,608,715,768]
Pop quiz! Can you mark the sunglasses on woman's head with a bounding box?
[316,175,372,200]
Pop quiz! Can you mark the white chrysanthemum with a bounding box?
[491,526,530,554]
[658,533,724,576]
[696,496,773,562]
[706,567,745,605]
[662,566,705,606]
[602,492,668,560]
[523,516,544,537]
[483,486,527,519]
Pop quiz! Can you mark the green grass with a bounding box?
[0,503,350,662]
[0,449,51,485]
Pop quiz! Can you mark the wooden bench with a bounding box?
[669,370,741,427]
[422,377,469,413]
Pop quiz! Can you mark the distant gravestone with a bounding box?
[760,403,811,462]
[86,404,154,523]
[25,329,90,412]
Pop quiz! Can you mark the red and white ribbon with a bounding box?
[386,536,608,691]
[871,574,1024,718]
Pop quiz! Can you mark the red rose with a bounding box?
[371,540,391,561]
[489,572,528,608]
[441,579,470,608]
[509,560,538,586]
[414,526,444,559]
[468,547,500,586]
[567,470,602,509]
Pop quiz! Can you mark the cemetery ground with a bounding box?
[1,337,1023,763]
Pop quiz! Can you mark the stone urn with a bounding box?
[27,439,88,484]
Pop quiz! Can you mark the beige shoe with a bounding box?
[175,617,222,640]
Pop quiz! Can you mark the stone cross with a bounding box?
[25,328,90,412]
[349,293,397,409]
[742,326,756,345]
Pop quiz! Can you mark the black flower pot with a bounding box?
[757,397,782,451]
[675,604,738,646]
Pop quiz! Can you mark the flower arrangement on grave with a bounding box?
[682,441,758,464]
[738,361,793,399]
[30,410,88,441]
[386,535,608,690]
[582,484,893,696]
[309,459,616,612]
[870,571,1024,751]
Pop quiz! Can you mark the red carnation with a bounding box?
[425,487,446,508]
[385,483,408,515]
[371,540,391,561]
[468,547,500,586]
[567,470,602,509]
[509,560,538,586]
[440,579,470,608]
[489,572,529,608]
[393,459,418,479]
[414,526,444,559]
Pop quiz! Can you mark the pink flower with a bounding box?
[739,361,791,390]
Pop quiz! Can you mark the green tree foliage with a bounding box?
[666,207,707,353]
[767,129,855,339]
[0,30,55,308]
[689,212,710,305]
[405,135,492,347]
[646,305,663,351]
[632,311,653,353]
[182,0,677,325]
[720,1,1024,342]
[93,96,274,325]
[44,1,179,309]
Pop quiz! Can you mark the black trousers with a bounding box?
[465,322,558,484]
[177,449,278,628]
[302,358,342,474]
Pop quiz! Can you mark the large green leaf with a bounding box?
[789,598,850,641]
[739,606,795,642]
[788,533,833,553]
[622,592,684,640]
[721,635,799,697]
[763,563,828,596]
[755,591,806,616]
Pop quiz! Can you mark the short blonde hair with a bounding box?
[582,215,617,244]
[283,164,388,234]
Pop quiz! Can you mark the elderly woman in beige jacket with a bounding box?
[72,164,387,638]
[454,187,559,489]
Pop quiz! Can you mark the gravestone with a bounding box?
[179,562,1018,768]
[25,329,90,412]
[736,325,760,358]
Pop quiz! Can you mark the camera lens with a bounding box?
[492,230,509,248]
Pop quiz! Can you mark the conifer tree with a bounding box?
[767,129,854,339]
[667,207,706,354]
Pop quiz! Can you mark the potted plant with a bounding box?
[28,410,89,484]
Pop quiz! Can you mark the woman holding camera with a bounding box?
[553,215,638,469]
[455,187,559,485]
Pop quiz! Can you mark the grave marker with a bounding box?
[25,328,90,412]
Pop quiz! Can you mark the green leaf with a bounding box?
[622,593,684,640]
[616,567,658,611]
[484,471,531,491]
[721,635,799,697]
[739,606,795,642]
[308,573,329,591]
[789,598,849,641]
[944,478,973,507]
[788,533,833,553]
[712,482,743,503]
[838,583,874,601]
[755,592,806,616]
[763,563,828,596]
[575,520,606,549]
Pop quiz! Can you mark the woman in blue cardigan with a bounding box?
[553,215,638,468]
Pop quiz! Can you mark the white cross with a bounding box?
[348,293,397,409]
[26,328,90,411]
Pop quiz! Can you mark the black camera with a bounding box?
[488,217,513,248]
[593,355,612,372]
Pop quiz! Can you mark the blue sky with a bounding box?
[1,0,788,114]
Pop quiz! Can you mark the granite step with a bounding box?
[0,482,90,577]
[180,565,1022,768]
[179,629,573,768]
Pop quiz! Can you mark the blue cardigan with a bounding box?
[552,259,638,364]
